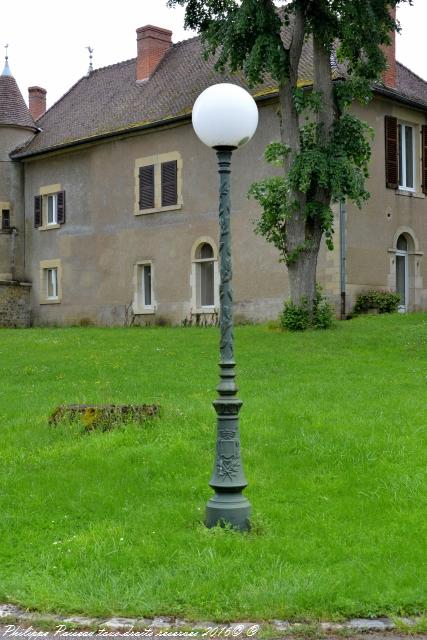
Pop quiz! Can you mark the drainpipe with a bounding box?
[10,227,17,281]
[339,201,346,319]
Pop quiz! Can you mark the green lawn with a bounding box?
[0,315,426,620]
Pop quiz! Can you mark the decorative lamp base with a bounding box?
[205,492,251,531]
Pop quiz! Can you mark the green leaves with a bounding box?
[293,88,323,115]
[170,0,412,302]
[249,176,291,260]
[250,108,373,261]
[264,142,291,166]
[168,0,289,84]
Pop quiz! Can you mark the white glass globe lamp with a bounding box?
[192,83,258,149]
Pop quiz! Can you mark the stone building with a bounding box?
[0,24,426,327]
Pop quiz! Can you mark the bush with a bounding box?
[280,285,334,331]
[281,299,310,331]
[354,290,401,315]
[313,294,335,329]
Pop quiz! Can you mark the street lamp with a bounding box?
[192,83,258,531]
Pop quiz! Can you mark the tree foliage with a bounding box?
[168,0,411,307]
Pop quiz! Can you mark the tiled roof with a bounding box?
[10,36,317,158]
[11,35,427,159]
[0,73,36,130]
[395,62,427,105]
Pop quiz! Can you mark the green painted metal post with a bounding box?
[205,147,251,532]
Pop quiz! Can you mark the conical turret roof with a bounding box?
[0,62,36,129]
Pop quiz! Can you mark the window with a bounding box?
[191,239,219,311]
[134,152,182,214]
[398,123,415,190]
[34,188,66,229]
[46,194,58,225]
[385,116,427,193]
[139,161,177,210]
[1,209,10,230]
[40,259,62,304]
[133,261,155,314]
[46,268,58,299]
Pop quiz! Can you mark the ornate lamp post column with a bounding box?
[192,83,259,531]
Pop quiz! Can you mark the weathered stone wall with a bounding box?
[0,126,34,282]
[0,281,31,328]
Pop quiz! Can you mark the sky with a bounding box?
[1,0,426,110]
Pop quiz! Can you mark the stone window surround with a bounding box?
[38,183,62,230]
[134,151,183,215]
[398,121,416,192]
[40,259,62,304]
[387,226,424,311]
[390,106,426,198]
[190,236,219,314]
[132,260,156,315]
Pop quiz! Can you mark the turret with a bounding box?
[0,48,37,282]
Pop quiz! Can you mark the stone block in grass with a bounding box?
[49,403,159,431]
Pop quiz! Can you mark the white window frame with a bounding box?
[398,122,416,192]
[46,268,58,300]
[46,193,58,225]
[133,261,155,314]
[38,184,62,230]
[40,259,62,304]
[190,238,219,313]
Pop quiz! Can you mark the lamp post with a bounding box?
[192,83,258,532]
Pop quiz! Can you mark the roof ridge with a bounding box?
[35,75,87,123]
[396,60,427,85]
[35,58,137,124]
[35,34,201,124]
[89,56,136,74]
[172,33,200,48]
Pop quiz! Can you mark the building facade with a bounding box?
[0,25,426,327]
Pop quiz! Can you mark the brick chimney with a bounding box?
[382,6,397,88]
[28,86,47,120]
[136,25,172,82]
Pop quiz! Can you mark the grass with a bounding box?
[0,314,426,620]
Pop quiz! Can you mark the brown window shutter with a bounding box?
[385,115,398,189]
[422,125,427,194]
[34,195,42,227]
[57,190,66,224]
[161,160,177,207]
[139,165,155,209]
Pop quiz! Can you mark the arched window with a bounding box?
[396,234,408,309]
[191,239,218,310]
[389,228,423,313]
[397,235,408,251]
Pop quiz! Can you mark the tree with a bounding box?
[167,0,411,316]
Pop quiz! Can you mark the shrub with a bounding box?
[280,285,334,331]
[313,293,335,329]
[281,299,310,331]
[354,290,401,315]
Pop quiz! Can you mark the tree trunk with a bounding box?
[278,6,311,307]
[279,29,335,311]
[287,223,323,307]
